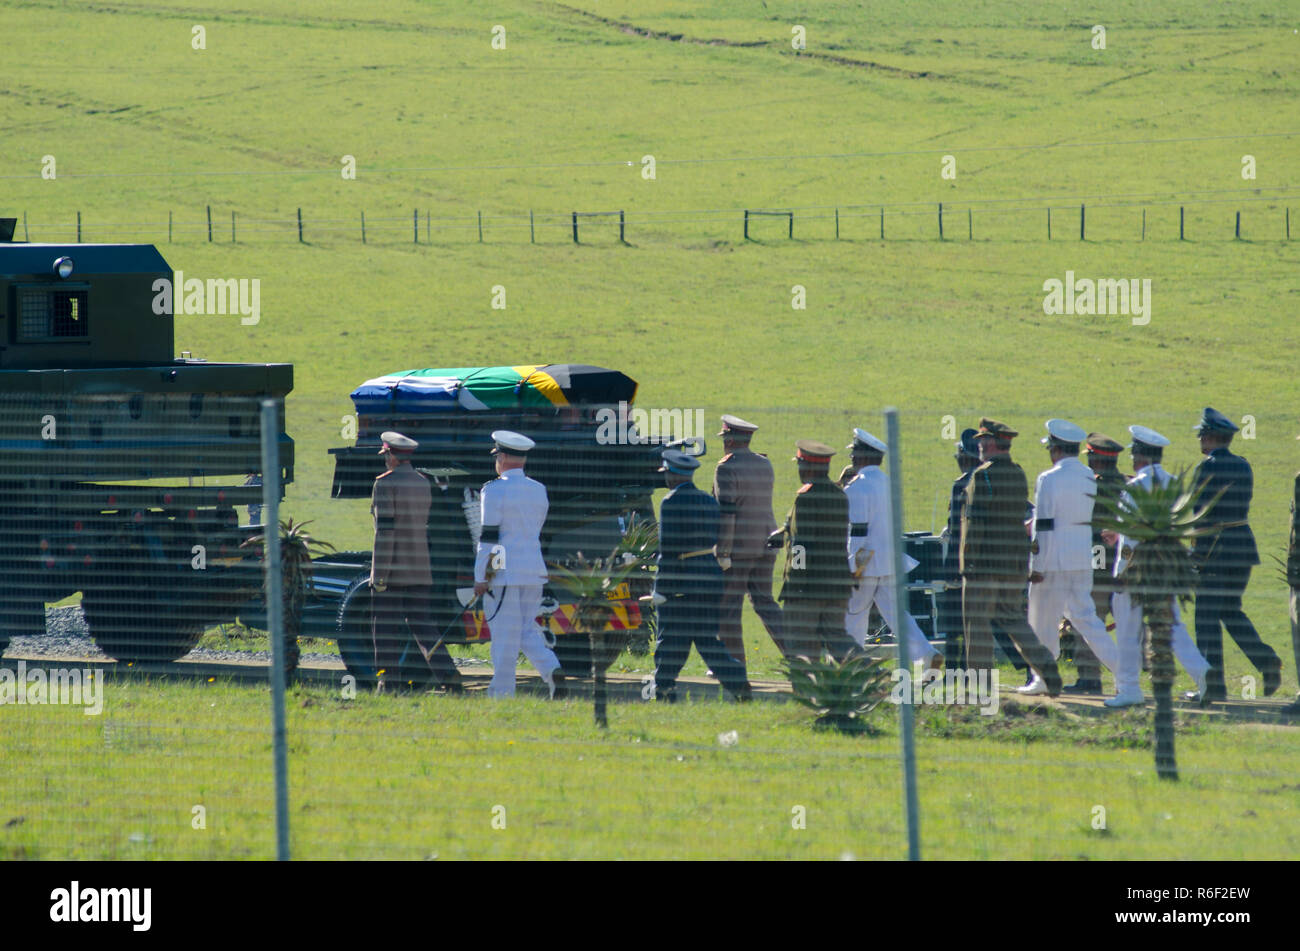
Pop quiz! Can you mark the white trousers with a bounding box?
[846,575,938,664]
[488,584,561,698]
[1111,591,1209,695]
[1027,569,1117,672]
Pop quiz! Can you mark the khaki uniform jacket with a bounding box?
[778,477,853,600]
[960,454,1031,577]
[370,463,433,588]
[713,448,778,559]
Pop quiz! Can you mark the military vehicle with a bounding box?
[0,223,292,661]
[310,364,686,686]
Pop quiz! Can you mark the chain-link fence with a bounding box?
[4,369,1298,861]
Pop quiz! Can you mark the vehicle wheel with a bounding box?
[336,575,379,687]
[0,596,45,658]
[82,581,205,663]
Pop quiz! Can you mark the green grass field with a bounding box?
[3,678,1298,860]
[3,0,1298,858]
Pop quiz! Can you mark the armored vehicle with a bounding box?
[0,225,292,661]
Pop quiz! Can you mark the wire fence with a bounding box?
[11,189,1298,247]
[2,379,1298,860]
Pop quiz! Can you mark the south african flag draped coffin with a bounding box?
[349,364,638,415]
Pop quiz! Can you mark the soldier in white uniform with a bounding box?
[473,430,565,699]
[1023,419,1118,695]
[842,429,940,666]
[1104,425,1210,707]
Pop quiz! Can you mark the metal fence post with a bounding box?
[572,212,579,244]
[260,400,290,861]
[77,211,82,243]
[478,210,483,243]
[298,208,303,243]
[1080,203,1085,240]
[361,210,366,244]
[413,209,418,244]
[1180,206,1184,240]
[207,205,212,243]
[619,210,626,244]
[1235,211,1241,240]
[743,209,749,241]
[885,407,921,861]
[231,210,236,244]
[530,209,535,244]
[938,202,943,240]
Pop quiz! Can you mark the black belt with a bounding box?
[850,522,869,537]
[1035,518,1054,532]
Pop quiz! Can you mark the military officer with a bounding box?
[1284,434,1300,716]
[652,449,752,702]
[1104,425,1210,707]
[1187,408,1281,702]
[939,429,982,667]
[474,430,565,699]
[960,419,1063,694]
[712,414,786,663]
[769,440,859,662]
[370,431,463,693]
[1023,419,1118,695]
[841,429,940,666]
[1056,433,1128,681]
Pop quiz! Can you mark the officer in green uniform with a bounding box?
[768,440,857,662]
[960,419,1062,694]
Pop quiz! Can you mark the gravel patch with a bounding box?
[5,605,483,668]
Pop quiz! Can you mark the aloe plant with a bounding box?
[1092,470,1235,780]
[242,518,336,679]
[785,649,892,734]
[548,514,658,727]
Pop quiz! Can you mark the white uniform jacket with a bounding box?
[474,467,549,585]
[1113,463,1171,578]
[844,465,917,578]
[1030,456,1097,573]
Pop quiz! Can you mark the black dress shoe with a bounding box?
[1183,688,1226,706]
[1043,668,1063,698]
[1281,697,1300,717]
[1062,680,1104,695]
[1263,663,1282,697]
